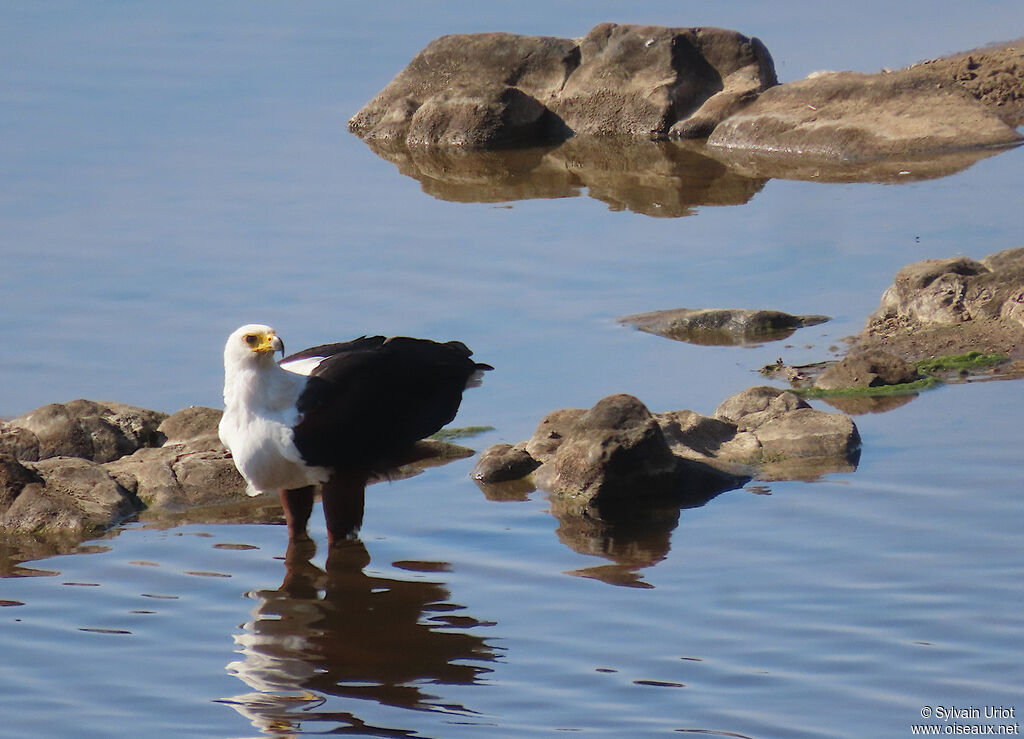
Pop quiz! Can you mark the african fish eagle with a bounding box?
[219,324,491,545]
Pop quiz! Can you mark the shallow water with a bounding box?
[2,3,1023,738]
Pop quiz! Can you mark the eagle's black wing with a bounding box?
[289,336,489,472]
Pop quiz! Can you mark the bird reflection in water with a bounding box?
[219,540,498,735]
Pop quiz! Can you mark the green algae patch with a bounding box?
[792,351,1009,399]
[794,376,940,400]
[430,425,496,442]
[914,351,1008,374]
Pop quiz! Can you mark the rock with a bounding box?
[350,24,777,148]
[481,388,859,511]
[0,455,43,510]
[1,457,140,538]
[350,32,578,147]
[814,350,921,390]
[471,443,540,484]
[1,399,167,463]
[855,246,1024,360]
[708,386,860,479]
[619,308,829,345]
[158,405,224,444]
[707,67,1022,162]
[406,84,557,149]
[105,405,247,511]
[655,409,738,455]
[553,24,776,139]
[531,395,680,504]
[524,408,585,462]
[0,403,247,540]
[0,425,38,461]
[913,39,1024,127]
[872,249,1024,326]
[753,409,861,462]
[713,385,811,426]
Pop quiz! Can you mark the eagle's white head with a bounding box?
[223,324,285,370]
[221,324,299,413]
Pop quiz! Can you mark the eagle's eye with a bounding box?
[244,334,260,347]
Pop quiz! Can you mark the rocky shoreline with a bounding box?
[3,27,1022,561]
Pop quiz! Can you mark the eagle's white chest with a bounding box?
[219,364,329,495]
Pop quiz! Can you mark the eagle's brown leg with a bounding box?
[279,486,315,542]
[321,470,369,546]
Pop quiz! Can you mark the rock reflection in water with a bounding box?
[553,472,736,589]
[551,496,683,589]
[220,540,497,735]
[363,137,767,217]
[702,143,1009,184]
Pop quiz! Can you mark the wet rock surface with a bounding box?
[619,307,829,345]
[350,24,776,148]
[473,389,860,507]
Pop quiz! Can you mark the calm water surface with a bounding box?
[1,3,1023,737]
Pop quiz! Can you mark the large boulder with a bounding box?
[706,67,1022,162]
[350,24,776,147]
[350,32,578,148]
[551,24,776,139]
[530,394,680,504]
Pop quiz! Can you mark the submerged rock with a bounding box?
[619,307,829,345]
[350,24,777,147]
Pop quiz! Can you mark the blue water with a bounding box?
[1,2,1023,737]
